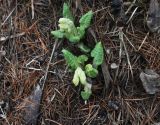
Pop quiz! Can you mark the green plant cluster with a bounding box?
[51,3,104,100]
[51,3,93,43]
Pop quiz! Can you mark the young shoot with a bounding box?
[51,3,104,101]
[51,3,93,43]
[61,42,104,100]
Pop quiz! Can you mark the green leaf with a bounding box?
[78,68,87,85]
[77,42,91,53]
[62,49,79,70]
[51,30,64,38]
[78,55,88,64]
[63,3,74,21]
[72,68,80,86]
[81,91,91,100]
[77,26,85,39]
[85,64,98,78]
[58,18,80,42]
[91,42,104,67]
[72,67,87,86]
[62,49,88,70]
[81,83,92,100]
[58,18,75,33]
[79,11,93,29]
[68,35,80,43]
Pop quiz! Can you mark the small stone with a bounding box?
[111,63,118,69]
[140,69,160,94]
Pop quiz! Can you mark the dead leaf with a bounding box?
[23,84,42,125]
[147,0,160,32]
[101,61,112,89]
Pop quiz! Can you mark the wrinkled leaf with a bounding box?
[78,55,88,64]
[72,67,87,86]
[51,30,64,38]
[62,49,78,70]
[91,42,104,67]
[72,68,80,86]
[77,26,85,39]
[63,3,74,21]
[79,11,93,29]
[62,49,88,70]
[85,64,98,78]
[81,91,91,100]
[58,18,80,42]
[140,69,160,94]
[81,83,92,100]
[58,18,75,33]
[78,68,87,85]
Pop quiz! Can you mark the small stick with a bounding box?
[0,32,25,42]
[114,29,123,83]
[1,7,15,27]
[123,33,136,51]
[138,32,149,51]
[93,7,109,14]
[41,39,58,90]
[119,28,133,79]
[126,7,138,24]
[125,0,137,15]
[45,119,62,125]
[31,0,34,19]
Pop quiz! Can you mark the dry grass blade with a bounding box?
[119,28,133,79]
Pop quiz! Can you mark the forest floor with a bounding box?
[0,0,160,125]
